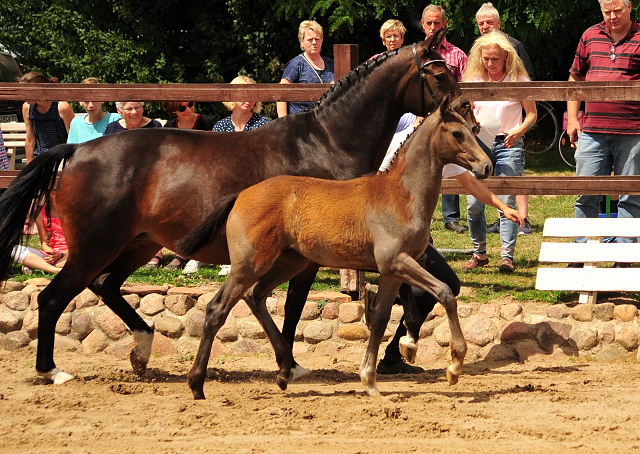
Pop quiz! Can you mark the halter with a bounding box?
[412,42,447,110]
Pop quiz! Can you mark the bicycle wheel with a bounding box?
[558,130,577,168]
[523,101,560,155]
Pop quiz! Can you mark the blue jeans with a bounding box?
[441,194,461,223]
[467,137,524,260]
[575,132,640,243]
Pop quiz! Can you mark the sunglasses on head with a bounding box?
[178,102,195,112]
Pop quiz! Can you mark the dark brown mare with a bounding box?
[0,29,460,386]
[177,95,492,398]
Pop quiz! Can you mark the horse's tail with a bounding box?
[177,193,239,257]
[0,143,78,283]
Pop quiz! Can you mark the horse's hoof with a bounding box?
[399,336,417,364]
[192,390,206,400]
[130,352,148,376]
[290,363,311,381]
[446,368,460,385]
[130,330,154,375]
[38,368,75,385]
[276,375,289,391]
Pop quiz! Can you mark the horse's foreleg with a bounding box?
[390,253,467,385]
[281,261,319,381]
[397,283,420,364]
[360,278,401,397]
[188,281,243,400]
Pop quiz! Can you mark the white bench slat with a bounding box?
[1,122,27,170]
[539,242,640,263]
[0,122,27,133]
[536,268,640,292]
[542,217,640,238]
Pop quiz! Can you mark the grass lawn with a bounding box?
[6,151,639,306]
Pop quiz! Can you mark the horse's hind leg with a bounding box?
[245,252,312,390]
[397,284,420,364]
[36,267,97,384]
[281,261,320,381]
[360,278,402,397]
[88,242,159,375]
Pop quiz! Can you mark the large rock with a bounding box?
[614,304,637,322]
[55,313,72,336]
[338,302,363,323]
[599,324,616,344]
[266,297,278,315]
[321,302,339,320]
[216,316,237,342]
[21,284,41,297]
[3,291,29,311]
[1,281,26,292]
[482,343,518,362]
[571,303,595,322]
[457,304,473,318]
[433,321,451,347]
[123,294,140,310]
[96,308,129,340]
[53,335,82,352]
[165,294,195,316]
[167,285,220,298]
[616,325,638,351]
[464,315,497,347]
[155,314,184,339]
[151,332,177,356]
[105,338,135,359]
[3,331,30,350]
[546,304,570,319]
[570,329,599,350]
[236,320,267,340]
[515,339,548,362]
[82,330,109,354]
[71,313,93,341]
[500,321,530,343]
[419,317,444,339]
[303,320,334,344]
[197,291,217,312]
[231,339,262,355]
[186,310,205,337]
[533,321,572,351]
[231,300,252,318]
[478,304,500,318]
[500,303,523,320]
[121,284,169,296]
[0,308,21,333]
[594,303,615,321]
[300,301,320,320]
[308,291,351,304]
[22,311,39,338]
[139,293,165,316]
[74,288,100,309]
[336,324,368,341]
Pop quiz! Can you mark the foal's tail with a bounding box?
[177,194,239,256]
[0,143,78,283]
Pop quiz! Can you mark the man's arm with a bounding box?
[567,73,585,144]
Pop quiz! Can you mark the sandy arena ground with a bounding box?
[1,334,640,454]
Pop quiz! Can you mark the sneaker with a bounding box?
[499,258,515,273]
[518,217,532,235]
[487,220,500,233]
[444,221,466,233]
[22,266,32,275]
[462,255,489,271]
[218,264,232,276]
[164,256,188,271]
[182,259,200,274]
[376,360,425,375]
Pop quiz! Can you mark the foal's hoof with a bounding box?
[130,351,148,376]
[446,368,460,386]
[398,336,417,364]
[290,363,312,382]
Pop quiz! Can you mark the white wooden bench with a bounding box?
[1,122,27,170]
[536,217,640,304]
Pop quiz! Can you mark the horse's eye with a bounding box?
[452,130,463,139]
[434,73,447,83]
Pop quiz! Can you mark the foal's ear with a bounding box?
[439,93,452,115]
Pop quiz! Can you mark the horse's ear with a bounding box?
[439,93,452,115]
[426,27,447,52]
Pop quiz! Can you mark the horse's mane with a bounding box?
[308,47,404,111]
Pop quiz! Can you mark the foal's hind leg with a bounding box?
[360,278,402,397]
[397,284,421,364]
[89,241,160,375]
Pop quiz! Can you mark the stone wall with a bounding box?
[1,278,640,364]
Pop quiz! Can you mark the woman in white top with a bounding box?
[461,31,537,274]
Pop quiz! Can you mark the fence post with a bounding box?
[333,44,359,81]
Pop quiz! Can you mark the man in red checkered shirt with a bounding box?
[421,4,469,235]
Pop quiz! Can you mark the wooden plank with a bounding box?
[0,170,20,188]
[0,122,27,132]
[536,268,640,292]
[539,242,640,263]
[542,218,640,237]
[3,80,640,103]
[440,176,640,195]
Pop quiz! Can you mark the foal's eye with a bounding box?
[452,130,463,140]
[434,73,447,83]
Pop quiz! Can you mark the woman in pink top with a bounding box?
[461,30,537,274]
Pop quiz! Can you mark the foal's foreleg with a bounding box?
[391,253,467,385]
[360,279,402,397]
[188,281,243,400]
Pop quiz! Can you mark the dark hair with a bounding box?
[19,71,59,84]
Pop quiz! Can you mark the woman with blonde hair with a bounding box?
[461,30,537,274]
[277,20,334,117]
[212,76,269,132]
[379,19,407,52]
